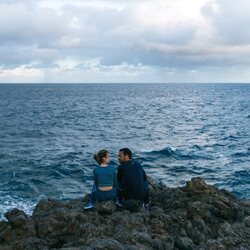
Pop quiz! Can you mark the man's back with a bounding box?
[117,160,146,200]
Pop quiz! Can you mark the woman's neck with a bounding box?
[100,163,108,167]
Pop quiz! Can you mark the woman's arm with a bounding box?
[93,168,98,187]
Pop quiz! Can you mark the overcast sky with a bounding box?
[0,0,250,83]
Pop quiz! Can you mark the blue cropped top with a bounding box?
[93,165,117,188]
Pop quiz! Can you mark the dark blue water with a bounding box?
[0,83,249,219]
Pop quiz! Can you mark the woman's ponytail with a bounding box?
[94,153,100,164]
[94,149,108,165]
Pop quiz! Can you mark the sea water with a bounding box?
[0,83,249,219]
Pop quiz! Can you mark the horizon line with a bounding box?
[0,82,250,85]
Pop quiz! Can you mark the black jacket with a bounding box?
[117,160,147,200]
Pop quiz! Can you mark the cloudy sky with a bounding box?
[0,0,250,83]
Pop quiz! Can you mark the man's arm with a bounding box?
[117,165,121,182]
[137,161,147,181]
[143,168,147,181]
[116,165,123,190]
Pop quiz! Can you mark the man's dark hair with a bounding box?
[119,148,132,159]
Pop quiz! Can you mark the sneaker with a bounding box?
[142,202,150,211]
[115,200,122,207]
[84,202,94,210]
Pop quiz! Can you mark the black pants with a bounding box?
[117,180,149,203]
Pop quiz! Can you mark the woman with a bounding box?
[84,149,117,209]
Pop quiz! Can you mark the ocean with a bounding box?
[0,83,249,219]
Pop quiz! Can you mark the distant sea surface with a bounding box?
[0,83,249,219]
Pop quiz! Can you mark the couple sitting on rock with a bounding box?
[84,148,149,210]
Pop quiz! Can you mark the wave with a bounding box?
[0,194,38,221]
[141,145,213,160]
[233,169,250,180]
[231,149,250,158]
[4,180,35,193]
[141,145,176,155]
[191,144,202,150]
[223,135,239,141]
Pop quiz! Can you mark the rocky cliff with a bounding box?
[0,177,250,249]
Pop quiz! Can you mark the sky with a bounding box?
[0,0,250,83]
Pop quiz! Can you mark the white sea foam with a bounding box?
[141,145,177,153]
[0,195,38,221]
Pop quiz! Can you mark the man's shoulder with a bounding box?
[131,160,142,167]
[120,160,142,168]
[118,162,129,170]
[117,163,124,169]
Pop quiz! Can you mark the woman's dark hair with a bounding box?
[119,148,132,159]
[94,149,108,164]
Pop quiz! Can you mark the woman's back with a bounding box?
[84,149,117,209]
[94,165,116,188]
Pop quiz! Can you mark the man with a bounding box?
[116,148,149,208]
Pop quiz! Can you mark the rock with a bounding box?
[188,217,207,244]
[1,209,36,245]
[114,225,134,244]
[0,221,9,242]
[0,246,12,250]
[145,208,171,235]
[204,239,225,250]
[218,222,234,237]
[0,177,249,249]
[86,237,124,249]
[245,216,250,227]
[175,236,194,250]
[5,208,28,228]
[60,248,83,250]
[123,199,142,212]
[152,236,175,250]
[185,177,209,191]
[12,237,49,250]
[96,200,117,215]
[131,230,152,246]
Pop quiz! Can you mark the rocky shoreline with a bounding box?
[0,177,250,250]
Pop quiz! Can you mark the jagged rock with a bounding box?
[0,246,12,250]
[0,221,9,242]
[1,208,36,245]
[60,248,83,250]
[96,200,117,215]
[218,222,234,237]
[85,237,124,249]
[5,209,28,228]
[245,216,250,227]
[123,199,142,212]
[203,239,226,250]
[0,177,249,249]
[131,230,153,248]
[185,177,209,191]
[175,236,194,250]
[12,237,49,250]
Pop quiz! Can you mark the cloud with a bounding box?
[202,0,250,45]
[58,2,199,67]
[0,1,200,68]
[0,0,250,83]
[0,4,74,46]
